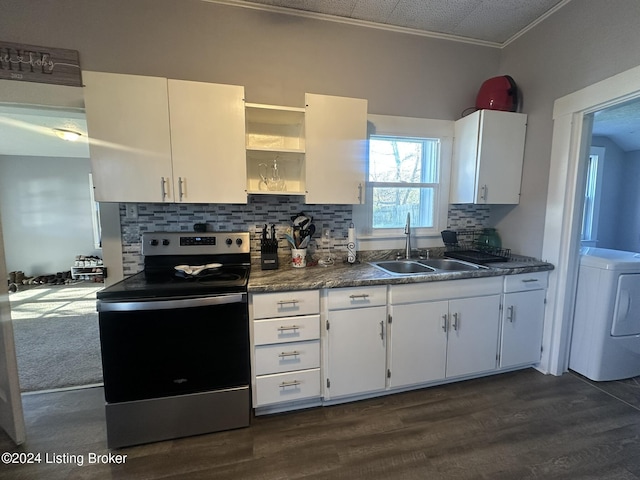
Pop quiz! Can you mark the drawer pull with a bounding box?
[349,294,370,300]
[507,305,515,323]
[521,279,539,283]
[277,299,299,306]
[279,380,301,388]
[277,325,300,332]
[278,351,300,358]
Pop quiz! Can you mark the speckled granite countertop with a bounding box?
[248,253,554,293]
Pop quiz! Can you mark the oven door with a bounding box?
[98,294,249,404]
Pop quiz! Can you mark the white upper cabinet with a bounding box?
[168,80,246,204]
[83,72,246,203]
[305,93,368,204]
[84,71,173,203]
[450,109,527,204]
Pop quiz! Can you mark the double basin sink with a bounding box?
[370,258,487,276]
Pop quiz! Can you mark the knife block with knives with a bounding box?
[261,224,279,270]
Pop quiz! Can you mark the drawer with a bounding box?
[389,277,502,304]
[252,290,319,319]
[503,272,548,293]
[327,285,387,310]
[255,368,321,406]
[254,340,320,376]
[254,315,320,346]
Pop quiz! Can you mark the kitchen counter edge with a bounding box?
[247,258,554,293]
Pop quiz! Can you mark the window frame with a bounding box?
[581,146,604,244]
[353,114,453,250]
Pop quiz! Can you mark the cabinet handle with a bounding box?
[521,279,539,283]
[380,320,384,340]
[452,312,459,331]
[277,299,299,306]
[160,177,168,200]
[442,314,448,332]
[278,351,300,358]
[507,305,515,323]
[178,177,184,201]
[349,294,370,300]
[277,325,300,332]
[358,183,363,204]
[279,380,301,389]
[480,184,487,201]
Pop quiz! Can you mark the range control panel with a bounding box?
[142,232,250,256]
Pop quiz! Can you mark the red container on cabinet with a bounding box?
[475,75,519,112]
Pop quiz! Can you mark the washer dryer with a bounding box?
[569,247,640,381]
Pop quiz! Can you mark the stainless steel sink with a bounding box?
[370,260,436,275]
[370,258,485,275]
[418,258,485,271]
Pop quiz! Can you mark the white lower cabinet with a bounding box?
[325,286,387,399]
[388,301,448,388]
[250,272,548,414]
[250,290,321,410]
[388,277,502,389]
[446,295,501,377]
[499,272,548,368]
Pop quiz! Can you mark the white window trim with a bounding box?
[353,114,453,251]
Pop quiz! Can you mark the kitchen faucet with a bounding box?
[404,212,411,259]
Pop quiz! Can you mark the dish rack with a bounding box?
[442,228,511,263]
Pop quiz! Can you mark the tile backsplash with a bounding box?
[119,197,490,275]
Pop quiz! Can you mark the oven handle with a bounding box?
[98,293,246,312]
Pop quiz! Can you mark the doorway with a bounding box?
[0,104,104,393]
[582,98,640,252]
[541,64,640,377]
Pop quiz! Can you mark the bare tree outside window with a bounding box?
[368,136,440,229]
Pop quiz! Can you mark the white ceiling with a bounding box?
[216,0,569,45]
[592,99,640,152]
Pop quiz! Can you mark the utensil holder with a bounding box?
[261,240,279,270]
[291,248,307,268]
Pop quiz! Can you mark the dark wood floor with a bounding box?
[1,369,639,479]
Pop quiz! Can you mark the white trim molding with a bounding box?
[541,64,640,375]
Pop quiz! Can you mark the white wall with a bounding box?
[496,0,640,257]
[617,149,640,253]
[0,0,500,121]
[0,156,100,276]
[589,136,625,250]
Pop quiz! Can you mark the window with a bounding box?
[368,136,440,229]
[88,173,102,249]
[353,115,452,248]
[581,147,604,243]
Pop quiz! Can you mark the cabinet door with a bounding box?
[446,295,500,378]
[500,290,545,367]
[83,71,173,202]
[326,306,386,398]
[450,110,526,205]
[389,301,448,389]
[305,93,367,204]
[450,111,480,204]
[475,110,527,204]
[168,80,247,203]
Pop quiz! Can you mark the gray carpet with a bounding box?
[9,283,104,392]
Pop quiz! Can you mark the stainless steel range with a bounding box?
[96,231,251,449]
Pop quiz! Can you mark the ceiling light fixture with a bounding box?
[54,128,83,142]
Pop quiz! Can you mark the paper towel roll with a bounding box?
[347,223,356,264]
